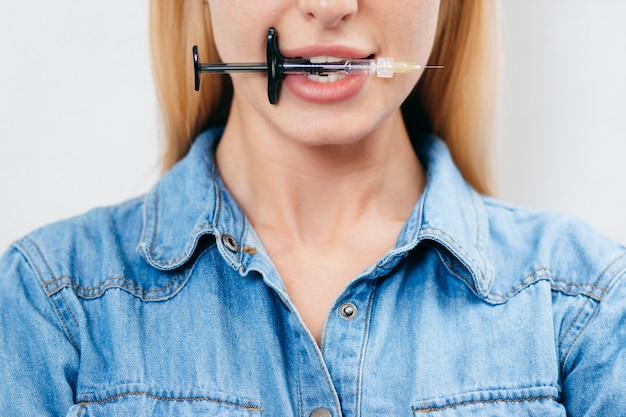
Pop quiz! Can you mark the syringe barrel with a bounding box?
[282,59,375,76]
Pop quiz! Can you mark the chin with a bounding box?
[277,117,380,147]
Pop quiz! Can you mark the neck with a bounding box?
[215,103,425,246]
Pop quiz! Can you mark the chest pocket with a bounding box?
[66,389,262,417]
[411,387,565,416]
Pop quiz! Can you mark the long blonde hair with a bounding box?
[150,0,501,194]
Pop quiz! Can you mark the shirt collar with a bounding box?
[137,128,494,298]
[411,135,494,298]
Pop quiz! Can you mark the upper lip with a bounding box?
[280,45,374,60]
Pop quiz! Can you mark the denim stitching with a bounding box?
[20,237,56,282]
[419,227,485,294]
[560,302,602,377]
[556,257,626,375]
[436,251,476,296]
[437,254,606,304]
[49,296,79,352]
[44,273,184,296]
[472,194,490,286]
[145,223,213,267]
[77,391,262,411]
[557,298,593,373]
[551,278,608,293]
[297,355,304,417]
[420,227,480,272]
[13,240,79,352]
[307,330,343,416]
[148,187,160,254]
[142,182,215,268]
[487,268,552,301]
[42,271,191,301]
[590,253,626,290]
[59,291,80,328]
[412,395,557,413]
[355,281,377,417]
[76,405,85,417]
[557,271,626,376]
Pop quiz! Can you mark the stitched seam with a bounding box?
[590,253,626,289]
[13,240,79,352]
[45,272,185,298]
[355,281,377,417]
[473,190,482,252]
[21,237,56,282]
[307,325,343,416]
[556,296,591,353]
[59,291,79,328]
[559,299,603,377]
[46,272,189,301]
[49,297,79,352]
[488,270,552,301]
[550,285,602,302]
[77,404,85,417]
[412,395,556,413]
[148,187,160,254]
[551,278,608,293]
[557,260,626,374]
[420,227,481,274]
[147,223,212,267]
[437,252,476,294]
[77,391,262,411]
[297,355,304,417]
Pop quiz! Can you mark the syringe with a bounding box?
[282,57,442,78]
[193,28,443,105]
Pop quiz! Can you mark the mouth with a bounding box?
[306,56,348,83]
[293,54,376,84]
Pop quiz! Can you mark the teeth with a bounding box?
[309,55,345,64]
[306,73,347,83]
[305,56,350,83]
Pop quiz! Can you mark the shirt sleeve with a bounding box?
[0,245,78,415]
[561,270,626,416]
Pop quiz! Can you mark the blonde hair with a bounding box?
[150,0,501,194]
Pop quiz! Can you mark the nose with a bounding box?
[298,0,358,28]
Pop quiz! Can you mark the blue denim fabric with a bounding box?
[1,127,625,416]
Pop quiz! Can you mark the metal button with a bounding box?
[339,302,357,320]
[309,408,332,417]
[222,234,239,252]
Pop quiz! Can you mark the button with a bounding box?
[309,408,332,417]
[222,234,239,252]
[339,302,357,320]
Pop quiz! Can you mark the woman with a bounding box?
[1,0,624,415]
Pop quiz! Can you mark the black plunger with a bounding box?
[193,28,285,105]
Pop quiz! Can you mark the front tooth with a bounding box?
[327,74,338,83]
[309,55,345,63]
[309,56,327,64]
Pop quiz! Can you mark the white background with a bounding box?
[1,1,625,252]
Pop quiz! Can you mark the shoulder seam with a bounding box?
[13,239,80,352]
[558,255,626,377]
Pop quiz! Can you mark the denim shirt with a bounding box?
[1,128,625,416]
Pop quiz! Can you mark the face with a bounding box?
[207,0,441,145]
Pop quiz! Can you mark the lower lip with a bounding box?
[283,73,368,104]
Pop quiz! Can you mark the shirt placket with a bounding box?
[318,279,377,417]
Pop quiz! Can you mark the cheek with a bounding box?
[207,1,270,62]
[384,0,440,58]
